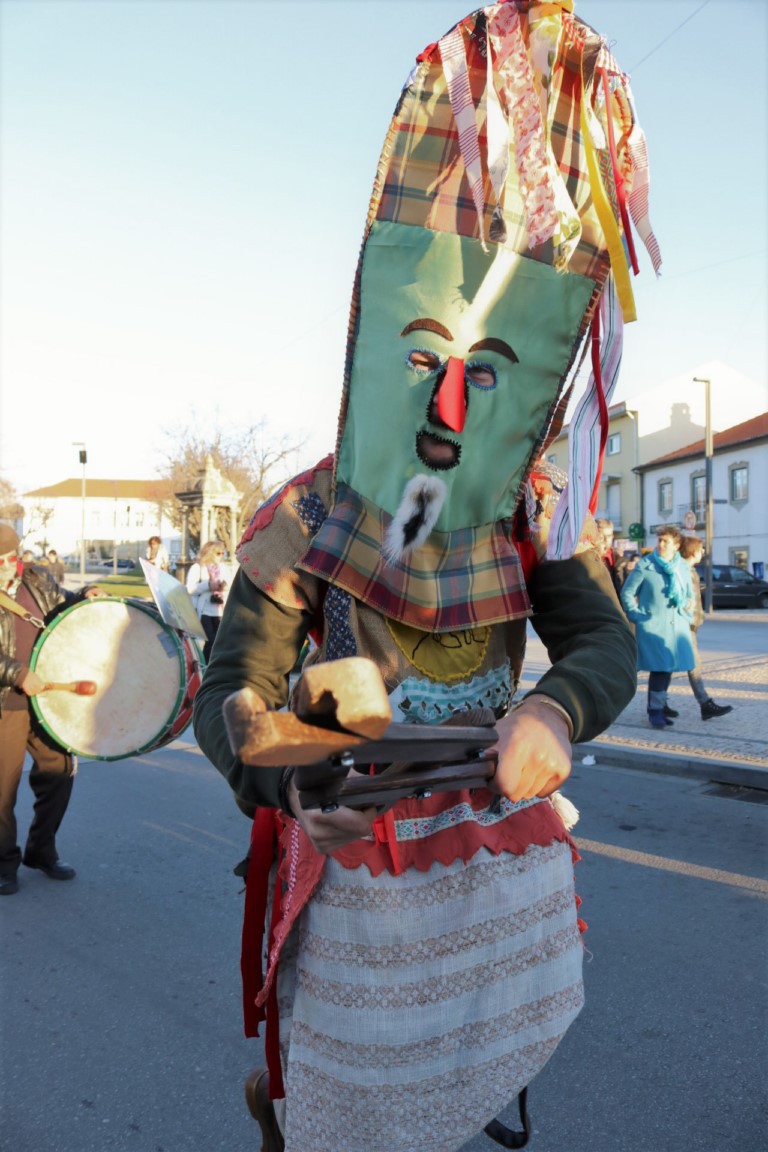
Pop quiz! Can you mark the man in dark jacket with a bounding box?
[0,525,101,896]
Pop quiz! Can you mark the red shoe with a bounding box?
[244,1068,285,1152]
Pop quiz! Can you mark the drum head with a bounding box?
[31,598,187,760]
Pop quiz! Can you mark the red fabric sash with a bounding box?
[241,808,285,1098]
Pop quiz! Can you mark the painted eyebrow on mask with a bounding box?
[468,338,518,363]
[401,318,454,341]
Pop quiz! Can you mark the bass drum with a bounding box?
[30,597,205,760]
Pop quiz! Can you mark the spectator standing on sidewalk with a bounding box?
[45,550,65,583]
[186,540,235,662]
[145,535,170,572]
[679,536,733,720]
[596,518,621,595]
[620,526,695,729]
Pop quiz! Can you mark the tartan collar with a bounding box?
[298,483,531,633]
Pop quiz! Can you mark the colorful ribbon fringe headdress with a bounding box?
[300,0,660,631]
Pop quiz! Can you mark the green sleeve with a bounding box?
[192,567,313,809]
[524,548,637,742]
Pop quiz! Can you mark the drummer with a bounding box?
[0,525,102,897]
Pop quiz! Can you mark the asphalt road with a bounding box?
[693,610,768,661]
[2,739,766,1152]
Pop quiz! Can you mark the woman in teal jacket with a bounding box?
[620,526,695,728]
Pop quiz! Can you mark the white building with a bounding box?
[635,413,768,570]
[21,478,179,564]
[545,362,766,548]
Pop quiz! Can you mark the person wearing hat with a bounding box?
[0,524,102,896]
[193,3,660,1148]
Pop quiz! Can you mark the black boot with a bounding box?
[484,1087,531,1147]
[663,704,679,718]
[701,699,733,720]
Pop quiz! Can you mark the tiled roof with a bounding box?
[23,478,171,500]
[640,412,768,468]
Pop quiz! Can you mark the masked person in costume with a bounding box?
[0,526,103,895]
[194,4,660,1149]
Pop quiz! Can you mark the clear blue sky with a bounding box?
[1,0,765,494]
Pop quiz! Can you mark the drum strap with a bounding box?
[0,588,46,631]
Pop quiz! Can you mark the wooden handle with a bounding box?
[294,657,391,738]
[221,658,498,811]
[223,658,392,767]
[43,680,98,695]
[296,757,498,811]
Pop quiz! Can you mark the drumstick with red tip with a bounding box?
[43,680,98,695]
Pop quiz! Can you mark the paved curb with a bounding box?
[573,741,768,791]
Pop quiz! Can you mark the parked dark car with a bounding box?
[695,564,768,609]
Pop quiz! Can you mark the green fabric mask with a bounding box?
[337,220,594,532]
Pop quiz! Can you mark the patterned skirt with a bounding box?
[276,839,584,1152]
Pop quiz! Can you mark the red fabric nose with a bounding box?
[436,356,466,433]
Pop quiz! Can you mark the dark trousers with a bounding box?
[201,614,221,664]
[647,671,672,714]
[0,708,75,874]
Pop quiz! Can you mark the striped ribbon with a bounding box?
[485,17,510,241]
[546,276,624,559]
[439,26,487,247]
[580,86,636,323]
[488,1,559,250]
[624,83,662,275]
[601,68,639,276]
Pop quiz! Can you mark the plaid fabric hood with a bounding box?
[296,2,658,629]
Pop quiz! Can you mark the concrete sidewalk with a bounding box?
[521,612,768,792]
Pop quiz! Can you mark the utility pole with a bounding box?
[692,378,713,613]
[72,442,87,582]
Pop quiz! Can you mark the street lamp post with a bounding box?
[692,378,713,613]
[72,442,87,581]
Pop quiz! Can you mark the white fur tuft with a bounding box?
[382,475,447,564]
[549,791,580,830]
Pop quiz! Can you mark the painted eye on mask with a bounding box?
[406,348,442,375]
[465,362,497,391]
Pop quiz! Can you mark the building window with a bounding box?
[606,432,621,456]
[729,464,748,503]
[691,473,706,522]
[729,547,749,570]
[658,480,673,517]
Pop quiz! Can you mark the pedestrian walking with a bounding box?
[678,536,733,720]
[620,526,695,728]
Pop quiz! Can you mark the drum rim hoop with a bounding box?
[30,596,190,761]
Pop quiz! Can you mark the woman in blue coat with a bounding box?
[620,526,695,728]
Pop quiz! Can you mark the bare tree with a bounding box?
[0,478,24,524]
[24,501,55,553]
[157,417,304,552]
